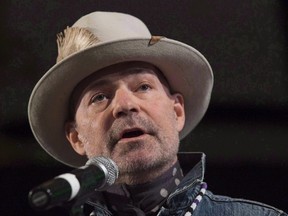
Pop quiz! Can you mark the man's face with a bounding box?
[66,62,185,183]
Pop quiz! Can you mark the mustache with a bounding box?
[107,114,158,150]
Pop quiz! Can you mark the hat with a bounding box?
[28,11,213,168]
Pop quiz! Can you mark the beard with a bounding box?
[104,113,180,177]
[81,113,180,184]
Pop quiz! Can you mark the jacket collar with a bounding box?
[177,152,206,190]
[85,152,206,214]
[162,152,206,209]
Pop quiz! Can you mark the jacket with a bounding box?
[86,153,287,216]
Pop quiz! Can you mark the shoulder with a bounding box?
[194,190,288,216]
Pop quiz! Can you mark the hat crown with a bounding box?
[73,11,151,42]
[56,12,152,62]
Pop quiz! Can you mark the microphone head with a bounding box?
[86,156,119,190]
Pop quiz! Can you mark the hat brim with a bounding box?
[28,37,213,168]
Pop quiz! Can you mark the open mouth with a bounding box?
[122,129,145,139]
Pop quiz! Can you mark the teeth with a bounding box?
[122,130,144,138]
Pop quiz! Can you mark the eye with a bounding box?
[137,83,151,92]
[91,93,108,104]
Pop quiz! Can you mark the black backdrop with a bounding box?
[0,0,288,215]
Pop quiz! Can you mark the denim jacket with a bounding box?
[87,153,287,216]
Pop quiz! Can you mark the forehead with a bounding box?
[76,61,168,93]
[89,62,159,87]
[71,61,169,102]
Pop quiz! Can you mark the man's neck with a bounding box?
[103,159,183,215]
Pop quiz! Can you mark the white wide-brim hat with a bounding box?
[28,11,213,168]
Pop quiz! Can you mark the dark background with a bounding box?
[0,0,287,215]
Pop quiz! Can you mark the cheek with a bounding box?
[75,114,100,142]
[75,108,103,133]
[149,100,177,126]
[78,122,106,158]
[78,120,105,142]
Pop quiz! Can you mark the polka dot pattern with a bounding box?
[101,161,184,216]
[175,178,181,186]
[151,205,160,212]
[160,188,168,197]
[172,167,177,176]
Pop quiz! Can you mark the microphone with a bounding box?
[28,156,119,210]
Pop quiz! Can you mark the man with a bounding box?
[28,11,287,215]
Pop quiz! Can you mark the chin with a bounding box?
[116,153,167,175]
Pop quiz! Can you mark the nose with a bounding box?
[112,88,140,118]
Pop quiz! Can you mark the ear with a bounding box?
[65,121,86,156]
[172,93,185,132]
